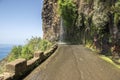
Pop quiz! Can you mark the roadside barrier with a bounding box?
[0,44,58,80]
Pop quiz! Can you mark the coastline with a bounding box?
[0,44,14,74]
[0,57,9,74]
[0,52,12,74]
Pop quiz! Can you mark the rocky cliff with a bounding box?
[42,0,120,45]
[42,0,60,42]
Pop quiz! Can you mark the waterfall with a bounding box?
[59,18,64,42]
[58,18,66,44]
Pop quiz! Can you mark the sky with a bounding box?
[0,0,43,45]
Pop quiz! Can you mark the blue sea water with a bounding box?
[0,44,13,60]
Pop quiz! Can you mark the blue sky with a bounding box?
[0,0,43,44]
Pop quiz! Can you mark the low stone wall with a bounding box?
[0,44,58,80]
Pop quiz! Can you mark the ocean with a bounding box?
[0,44,13,60]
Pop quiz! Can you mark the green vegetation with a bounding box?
[58,0,77,27]
[8,37,52,62]
[58,0,80,43]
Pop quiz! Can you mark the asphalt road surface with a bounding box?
[24,45,120,80]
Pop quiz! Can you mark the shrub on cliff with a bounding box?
[8,37,52,62]
[8,46,23,61]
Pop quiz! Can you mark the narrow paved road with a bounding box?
[24,45,120,80]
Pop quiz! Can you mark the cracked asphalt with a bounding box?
[24,45,120,80]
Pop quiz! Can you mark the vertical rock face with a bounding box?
[42,0,60,42]
[42,0,100,42]
[42,0,120,44]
